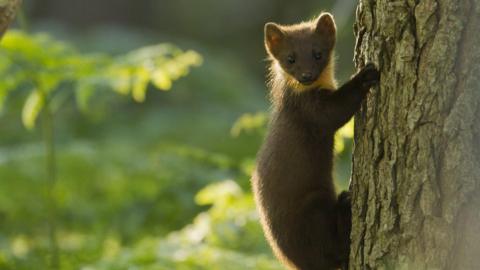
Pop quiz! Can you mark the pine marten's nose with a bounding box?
[301,72,313,82]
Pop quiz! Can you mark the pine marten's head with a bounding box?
[265,12,337,92]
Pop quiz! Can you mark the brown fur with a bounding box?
[252,13,380,270]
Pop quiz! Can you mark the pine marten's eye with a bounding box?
[287,55,296,64]
[313,51,322,60]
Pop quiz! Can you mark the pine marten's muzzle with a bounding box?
[299,72,315,85]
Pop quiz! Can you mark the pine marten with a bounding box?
[251,13,380,270]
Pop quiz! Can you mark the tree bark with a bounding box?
[351,0,480,269]
[0,0,21,39]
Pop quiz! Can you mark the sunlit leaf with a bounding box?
[334,134,346,154]
[132,68,150,102]
[22,90,44,130]
[110,68,131,95]
[338,119,354,139]
[152,69,172,91]
[0,30,202,130]
[195,180,242,206]
[37,72,61,93]
[231,112,268,137]
[181,50,204,67]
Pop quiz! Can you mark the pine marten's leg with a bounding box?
[324,63,380,130]
[336,191,352,270]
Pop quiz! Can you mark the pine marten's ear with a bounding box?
[265,23,285,57]
[315,13,336,48]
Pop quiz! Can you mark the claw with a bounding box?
[358,63,380,88]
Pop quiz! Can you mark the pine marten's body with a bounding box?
[251,13,380,270]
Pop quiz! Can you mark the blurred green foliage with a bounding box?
[0,1,356,269]
[0,30,202,129]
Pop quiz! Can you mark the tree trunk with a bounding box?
[350,0,480,269]
[0,0,21,39]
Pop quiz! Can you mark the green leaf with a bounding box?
[0,78,9,111]
[334,119,354,154]
[230,112,268,137]
[110,68,131,95]
[132,68,150,102]
[0,65,28,112]
[195,180,242,206]
[37,72,60,93]
[151,69,172,91]
[338,119,354,139]
[0,30,203,124]
[75,82,95,112]
[22,90,44,130]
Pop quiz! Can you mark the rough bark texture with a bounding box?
[0,0,21,39]
[351,0,480,269]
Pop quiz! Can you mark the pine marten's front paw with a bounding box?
[357,62,380,89]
